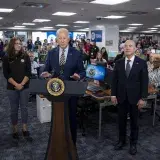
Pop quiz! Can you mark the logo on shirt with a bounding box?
[47,78,65,96]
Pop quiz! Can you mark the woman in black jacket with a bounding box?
[2,37,32,142]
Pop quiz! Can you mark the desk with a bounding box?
[86,87,111,139]
[147,94,157,126]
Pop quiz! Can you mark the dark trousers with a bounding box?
[118,98,139,145]
[68,97,78,145]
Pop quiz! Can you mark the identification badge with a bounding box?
[21,59,24,63]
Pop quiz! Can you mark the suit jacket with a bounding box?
[43,46,86,80]
[111,56,148,104]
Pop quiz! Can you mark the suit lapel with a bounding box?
[64,46,73,69]
[55,47,60,73]
[128,56,139,79]
[121,58,126,79]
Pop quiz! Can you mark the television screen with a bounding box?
[86,64,106,81]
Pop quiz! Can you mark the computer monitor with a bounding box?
[151,49,156,53]
[86,64,106,81]
[156,50,160,54]
[96,61,107,67]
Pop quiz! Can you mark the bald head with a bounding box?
[124,40,136,58]
[56,28,70,49]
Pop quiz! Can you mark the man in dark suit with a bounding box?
[111,40,148,155]
[41,28,86,145]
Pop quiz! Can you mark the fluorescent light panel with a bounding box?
[14,26,26,28]
[33,19,51,22]
[0,8,14,13]
[73,26,82,27]
[128,23,143,26]
[43,27,53,29]
[74,21,90,23]
[22,23,35,25]
[155,8,160,10]
[128,27,137,28]
[104,15,126,19]
[0,17,3,20]
[148,28,158,29]
[56,24,68,26]
[90,0,130,5]
[52,12,76,16]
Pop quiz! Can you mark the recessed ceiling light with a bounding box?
[0,17,3,20]
[90,0,130,5]
[128,23,143,26]
[33,19,51,22]
[22,23,35,25]
[148,28,158,30]
[0,8,14,13]
[14,26,26,28]
[74,21,90,23]
[52,12,76,16]
[56,24,69,26]
[155,8,160,10]
[73,26,82,27]
[43,27,53,29]
[104,15,126,19]
[120,30,131,32]
[141,31,153,33]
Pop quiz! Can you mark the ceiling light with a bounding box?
[84,28,89,30]
[120,30,131,32]
[154,25,160,27]
[0,8,14,13]
[43,27,53,29]
[22,23,35,25]
[74,21,90,23]
[104,15,126,19]
[128,23,143,26]
[128,27,137,28]
[90,0,130,5]
[141,31,153,33]
[73,26,81,27]
[14,26,26,28]
[155,8,160,10]
[0,17,3,20]
[33,19,51,22]
[56,24,69,26]
[52,12,76,16]
[148,28,158,30]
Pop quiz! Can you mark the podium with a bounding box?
[29,78,87,160]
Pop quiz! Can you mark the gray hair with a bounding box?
[56,28,69,38]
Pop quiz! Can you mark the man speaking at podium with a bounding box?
[41,28,86,145]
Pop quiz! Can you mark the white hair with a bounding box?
[56,28,69,38]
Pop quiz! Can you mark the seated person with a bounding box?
[148,58,160,88]
[91,52,107,65]
[29,52,39,78]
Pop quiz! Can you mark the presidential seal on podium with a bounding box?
[47,78,65,96]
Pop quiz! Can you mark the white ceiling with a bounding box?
[0,0,160,33]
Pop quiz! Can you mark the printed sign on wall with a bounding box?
[91,30,102,42]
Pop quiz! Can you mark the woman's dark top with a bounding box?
[3,53,31,90]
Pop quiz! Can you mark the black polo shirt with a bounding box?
[3,53,31,90]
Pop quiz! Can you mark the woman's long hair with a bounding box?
[6,37,24,61]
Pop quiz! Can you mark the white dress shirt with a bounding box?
[125,55,135,70]
[59,46,69,63]
[31,61,39,75]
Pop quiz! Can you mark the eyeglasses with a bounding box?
[15,43,22,45]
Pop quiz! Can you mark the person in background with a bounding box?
[41,28,85,145]
[90,42,99,59]
[34,37,42,50]
[2,37,32,142]
[111,40,148,155]
[114,43,125,63]
[135,49,146,60]
[101,47,108,62]
[0,39,4,52]
[4,40,9,48]
[29,52,39,78]
[43,39,48,47]
[27,39,33,51]
[93,52,107,64]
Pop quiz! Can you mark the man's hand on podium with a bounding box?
[41,72,52,78]
[70,73,80,80]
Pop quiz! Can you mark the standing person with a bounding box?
[41,28,86,145]
[2,37,32,142]
[111,40,148,155]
